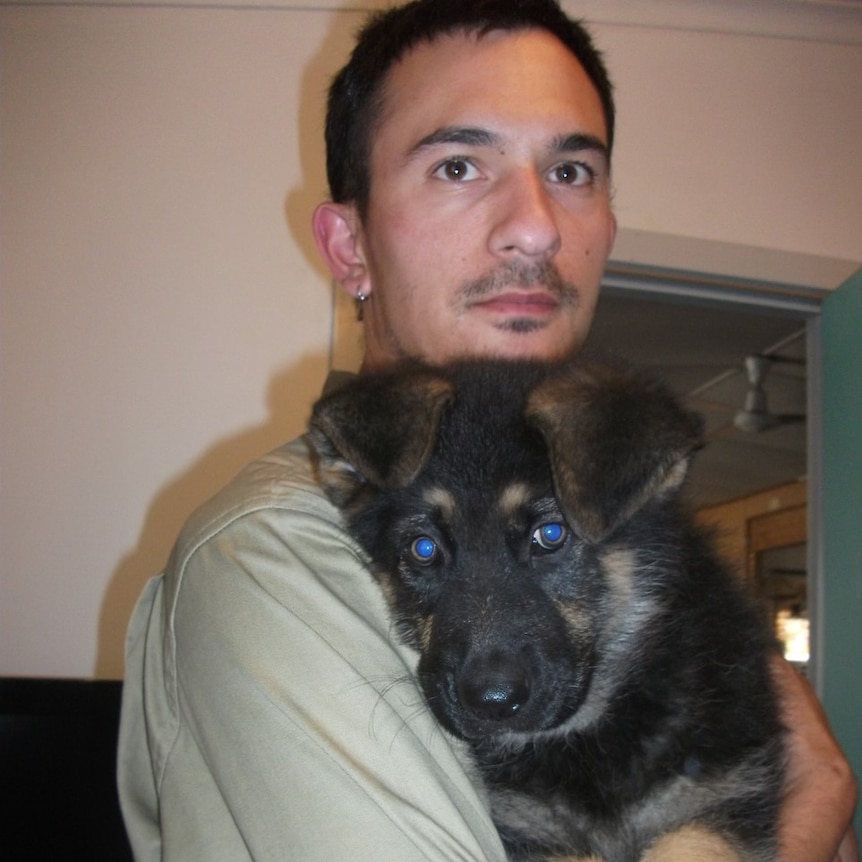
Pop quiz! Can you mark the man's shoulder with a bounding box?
[172,434,340,566]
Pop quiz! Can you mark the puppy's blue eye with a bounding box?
[532,522,567,551]
[411,536,438,564]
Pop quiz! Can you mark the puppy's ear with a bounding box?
[526,363,703,544]
[309,369,455,503]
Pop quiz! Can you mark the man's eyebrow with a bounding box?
[405,126,610,164]
[551,132,610,162]
[407,126,502,158]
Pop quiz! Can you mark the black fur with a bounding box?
[309,359,785,862]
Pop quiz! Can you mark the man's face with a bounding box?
[349,28,616,368]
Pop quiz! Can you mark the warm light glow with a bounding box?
[775,610,809,664]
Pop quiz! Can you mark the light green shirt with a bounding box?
[117,435,506,861]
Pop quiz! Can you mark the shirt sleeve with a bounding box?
[125,479,506,862]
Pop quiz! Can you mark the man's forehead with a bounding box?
[375,28,608,154]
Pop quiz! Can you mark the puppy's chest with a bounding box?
[485,760,708,862]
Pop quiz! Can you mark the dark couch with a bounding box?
[0,678,133,860]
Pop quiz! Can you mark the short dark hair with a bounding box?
[324,0,615,218]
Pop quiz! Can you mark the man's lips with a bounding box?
[471,291,559,315]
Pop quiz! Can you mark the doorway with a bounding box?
[585,284,818,676]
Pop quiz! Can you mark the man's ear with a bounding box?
[311,201,370,299]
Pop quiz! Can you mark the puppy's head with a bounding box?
[309,360,703,741]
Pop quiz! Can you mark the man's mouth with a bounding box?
[459,262,578,318]
[472,290,559,316]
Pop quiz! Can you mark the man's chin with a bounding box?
[496,316,549,335]
[445,328,583,364]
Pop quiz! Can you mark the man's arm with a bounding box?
[155,490,506,861]
[772,656,858,862]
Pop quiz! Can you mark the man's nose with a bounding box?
[488,169,562,261]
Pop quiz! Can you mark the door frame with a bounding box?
[601,261,827,689]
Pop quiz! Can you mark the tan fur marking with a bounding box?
[628,456,691,519]
[641,825,744,862]
[659,458,690,496]
[546,546,646,734]
[553,598,590,640]
[377,571,433,650]
[498,482,531,520]
[375,572,399,610]
[602,546,637,598]
[423,486,456,520]
[415,613,434,651]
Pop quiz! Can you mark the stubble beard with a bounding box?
[371,260,583,366]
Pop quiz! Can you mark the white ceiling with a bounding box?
[585,290,808,508]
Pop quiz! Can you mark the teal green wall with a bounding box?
[821,269,862,836]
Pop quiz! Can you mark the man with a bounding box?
[118,1,857,859]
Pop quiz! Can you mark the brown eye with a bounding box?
[432,158,479,182]
[550,161,594,186]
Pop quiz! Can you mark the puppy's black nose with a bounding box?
[457,660,531,721]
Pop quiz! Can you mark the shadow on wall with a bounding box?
[284,6,363,281]
[96,352,329,679]
[95,5,369,679]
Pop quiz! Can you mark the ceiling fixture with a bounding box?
[733,354,806,433]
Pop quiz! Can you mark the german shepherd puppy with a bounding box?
[309,359,785,862]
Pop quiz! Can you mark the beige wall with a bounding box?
[2,0,860,678]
